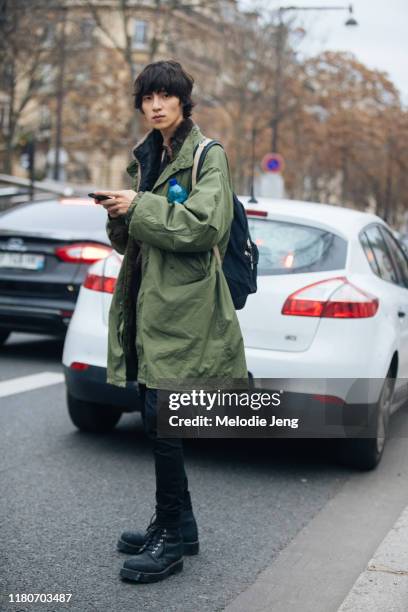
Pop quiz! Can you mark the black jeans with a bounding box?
[139,385,192,528]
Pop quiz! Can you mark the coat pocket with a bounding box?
[166,251,210,285]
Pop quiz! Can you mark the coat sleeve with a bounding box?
[105,159,141,254]
[105,194,140,254]
[106,215,128,255]
[127,145,233,253]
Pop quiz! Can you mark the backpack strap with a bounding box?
[192,138,224,267]
[192,137,213,188]
[213,244,222,265]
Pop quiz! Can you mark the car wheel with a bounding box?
[67,392,122,433]
[0,330,11,346]
[339,371,394,470]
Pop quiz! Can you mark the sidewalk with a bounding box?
[338,505,408,612]
[224,434,408,612]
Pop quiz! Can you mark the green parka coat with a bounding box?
[106,119,247,390]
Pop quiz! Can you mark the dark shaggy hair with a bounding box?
[133,60,195,119]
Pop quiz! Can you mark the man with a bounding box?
[94,60,247,583]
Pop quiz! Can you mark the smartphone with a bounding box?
[88,192,112,202]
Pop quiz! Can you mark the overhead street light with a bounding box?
[271,3,358,152]
[345,5,358,26]
[278,4,358,27]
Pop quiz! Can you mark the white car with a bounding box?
[62,197,408,469]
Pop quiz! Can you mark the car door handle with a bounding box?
[398,311,406,318]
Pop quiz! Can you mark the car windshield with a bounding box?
[247,218,347,275]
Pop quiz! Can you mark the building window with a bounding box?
[39,105,51,130]
[39,64,55,89]
[75,66,91,84]
[74,18,95,48]
[132,20,148,49]
[80,18,95,39]
[78,106,89,123]
[43,23,56,47]
[3,63,13,89]
[0,100,10,132]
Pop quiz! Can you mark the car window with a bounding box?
[247,218,347,275]
[380,226,408,289]
[360,231,380,276]
[363,225,398,284]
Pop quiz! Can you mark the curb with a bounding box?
[338,505,408,611]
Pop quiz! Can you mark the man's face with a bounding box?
[141,90,183,129]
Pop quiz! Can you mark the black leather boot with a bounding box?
[117,509,199,556]
[120,525,183,583]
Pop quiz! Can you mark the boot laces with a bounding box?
[143,526,167,554]
[146,512,157,532]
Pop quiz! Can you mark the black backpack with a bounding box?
[192,139,258,310]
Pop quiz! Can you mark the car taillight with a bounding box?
[55,243,112,264]
[312,394,344,405]
[60,309,74,317]
[246,209,268,217]
[70,362,90,370]
[83,273,116,294]
[281,277,379,319]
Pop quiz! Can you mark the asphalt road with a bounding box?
[0,333,405,612]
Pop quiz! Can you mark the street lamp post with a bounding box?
[53,7,67,181]
[272,4,357,152]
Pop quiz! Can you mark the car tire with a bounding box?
[0,330,11,346]
[67,392,122,433]
[339,371,394,470]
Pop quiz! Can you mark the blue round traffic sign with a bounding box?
[261,153,285,174]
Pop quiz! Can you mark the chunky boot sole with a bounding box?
[117,537,199,556]
[120,559,183,583]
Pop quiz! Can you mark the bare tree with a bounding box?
[0,0,53,173]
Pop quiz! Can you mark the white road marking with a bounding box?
[0,372,64,398]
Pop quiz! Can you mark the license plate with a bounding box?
[0,252,45,270]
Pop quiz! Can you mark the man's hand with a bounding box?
[94,190,137,218]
